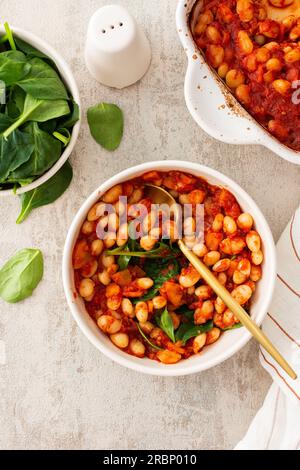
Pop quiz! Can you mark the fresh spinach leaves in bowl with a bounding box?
[0,23,79,191]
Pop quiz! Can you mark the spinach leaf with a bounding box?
[107,241,177,259]
[113,224,139,269]
[144,257,179,281]
[0,248,43,303]
[17,178,34,187]
[135,257,180,303]
[0,35,7,46]
[14,37,48,59]
[0,112,13,132]
[10,86,26,113]
[39,118,57,134]
[137,323,162,351]
[58,101,80,129]
[112,247,179,303]
[2,94,70,139]
[175,320,213,345]
[8,122,61,180]
[155,308,175,343]
[22,95,70,122]
[118,250,132,270]
[0,129,34,182]
[2,51,26,61]
[117,240,136,270]
[175,305,195,321]
[17,57,69,100]
[6,99,20,119]
[134,286,157,303]
[222,323,243,331]
[16,161,73,223]
[87,102,123,151]
[0,51,30,86]
[4,22,17,51]
[53,128,71,147]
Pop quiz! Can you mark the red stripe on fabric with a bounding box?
[277,274,300,299]
[267,313,300,348]
[260,349,300,401]
[290,213,300,263]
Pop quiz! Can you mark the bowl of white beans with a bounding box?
[63,160,276,376]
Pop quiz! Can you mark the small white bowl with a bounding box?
[176,0,300,165]
[0,26,81,196]
[63,161,276,376]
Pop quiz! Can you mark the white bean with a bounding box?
[110,333,129,349]
[79,279,95,298]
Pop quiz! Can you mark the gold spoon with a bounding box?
[144,184,297,380]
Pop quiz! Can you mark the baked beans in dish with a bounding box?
[72,171,263,364]
[191,0,300,151]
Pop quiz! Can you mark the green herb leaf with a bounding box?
[0,248,43,303]
[175,320,213,345]
[156,308,175,343]
[16,160,73,224]
[137,323,162,351]
[87,102,123,151]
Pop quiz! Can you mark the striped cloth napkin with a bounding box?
[236,208,300,450]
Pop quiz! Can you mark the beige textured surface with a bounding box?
[1,0,300,451]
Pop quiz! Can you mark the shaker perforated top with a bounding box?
[85,4,151,89]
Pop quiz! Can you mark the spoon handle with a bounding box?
[178,240,297,380]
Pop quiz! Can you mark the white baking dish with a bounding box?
[176,0,300,165]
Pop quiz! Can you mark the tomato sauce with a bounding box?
[192,0,300,150]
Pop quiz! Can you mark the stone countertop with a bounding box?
[1,0,300,450]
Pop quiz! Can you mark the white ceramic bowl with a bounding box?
[176,0,300,165]
[63,160,277,376]
[0,26,81,196]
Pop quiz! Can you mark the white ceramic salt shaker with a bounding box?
[85,4,151,89]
